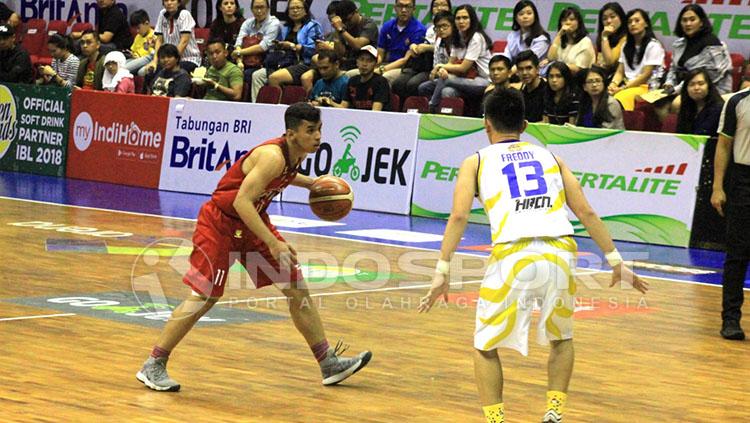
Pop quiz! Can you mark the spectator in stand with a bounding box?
[334,45,390,111]
[209,0,244,49]
[607,9,665,111]
[0,24,32,84]
[676,69,724,137]
[75,30,105,90]
[38,34,79,88]
[95,0,132,53]
[147,0,202,75]
[308,51,349,107]
[298,1,343,93]
[595,2,627,82]
[483,54,513,101]
[151,44,192,97]
[548,7,595,75]
[0,2,20,29]
[324,0,379,76]
[418,5,492,113]
[741,64,750,91]
[502,0,550,74]
[232,0,281,85]
[515,50,547,122]
[125,10,157,77]
[661,4,732,117]
[577,65,624,129]
[203,39,243,101]
[376,0,426,84]
[102,51,135,93]
[389,0,452,100]
[544,61,579,125]
[252,0,322,102]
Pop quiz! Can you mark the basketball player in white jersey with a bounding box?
[418,88,648,423]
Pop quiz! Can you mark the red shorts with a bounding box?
[183,201,304,298]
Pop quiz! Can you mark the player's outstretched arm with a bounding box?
[233,147,298,269]
[291,173,316,189]
[419,155,479,313]
[558,157,649,294]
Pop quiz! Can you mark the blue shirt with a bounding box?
[310,74,350,103]
[377,17,426,63]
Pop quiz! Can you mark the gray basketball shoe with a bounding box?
[136,356,181,392]
[320,340,372,386]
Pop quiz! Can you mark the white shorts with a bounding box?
[474,236,577,356]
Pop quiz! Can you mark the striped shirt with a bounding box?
[53,54,79,88]
[154,9,202,66]
[719,88,750,165]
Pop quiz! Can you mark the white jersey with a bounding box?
[477,141,574,244]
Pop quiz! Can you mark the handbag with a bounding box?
[241,34,264,68]
[263,46,298,72]
[404,50,434,73]
[450,58,478,79]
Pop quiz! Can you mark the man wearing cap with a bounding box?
[0,24,33,84]
[331,45,390,111]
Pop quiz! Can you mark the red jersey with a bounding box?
[211,136,298,219]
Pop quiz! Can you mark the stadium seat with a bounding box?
[730,53,746,91]
[71,22,94,34]
[256,85,282,104]
[402,96,429,113]
[633,100,662,132]
[21,19,47,59]
[280,85,307,105]
[241,82,252,102]
[438,97,464,116]
[491,40,507,54]
[194,27,210,56]
[663,51,672,74]
[623,110,645,131]
[390,93,400,112]
[46,20,68,36]
[661,113,678,134]
[133,76,145,94]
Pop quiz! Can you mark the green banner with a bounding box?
[0,83,69,176]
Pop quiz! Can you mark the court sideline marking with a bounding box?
[0,313,76,322]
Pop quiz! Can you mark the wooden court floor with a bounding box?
[0,198,748,422]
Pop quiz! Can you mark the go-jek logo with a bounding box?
[299,125,411,186]
[0,85,18,160]
[73,111,162,152]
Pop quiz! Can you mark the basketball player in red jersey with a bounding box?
[137,103,372,392]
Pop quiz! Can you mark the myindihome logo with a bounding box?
[0,85,18,160]
[73,111,162,152]
[299,125,411,186]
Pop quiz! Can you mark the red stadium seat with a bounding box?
[661,113,678,134]
[623,110,645,131]
[492,40,507,54]
[402,96,429,113]
[46,20,68,36]
[438,97,464,116]
[71,22,94,34]
[633,100,662,132]
[241,82,252,102]
[194,27,210,56]
[730,53,746,91]
[257,85,282,104]
[280,85,307,105]
[390,93,400,112]
[21,19,47,57]
[663,51,672,74]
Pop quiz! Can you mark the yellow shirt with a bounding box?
[131,29,156,58]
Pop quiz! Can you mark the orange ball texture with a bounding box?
[308,176,354,221]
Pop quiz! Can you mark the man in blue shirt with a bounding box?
[309,51,349,107]
[376,0,426,83]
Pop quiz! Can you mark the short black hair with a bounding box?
[157,43,181,59]
[515,50,539,67]
[336,0,357,17]
[317,50,339,63]
[285,102,321,130]
[207,38,226,49]
[129,9,150,27]
[489,54,511,69]
[483,88,525,133]
[81,29,100,41]
[327,0,341,15]
[47,33,71,51]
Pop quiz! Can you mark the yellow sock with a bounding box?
[543,391,567,422]
[482,403,504,423]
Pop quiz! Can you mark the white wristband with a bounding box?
[435,259,450,275]
[605,249,623,267]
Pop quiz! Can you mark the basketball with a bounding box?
[309,176,353,221]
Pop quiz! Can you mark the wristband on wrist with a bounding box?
[605,249,623,267]
[435,259,450,275]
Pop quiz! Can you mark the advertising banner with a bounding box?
[67,91,168,188]
[412,115,706,247]
[283,108,420,215]
[11,0,749,55]
[159,99,287,195]
[0,83,69,177]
